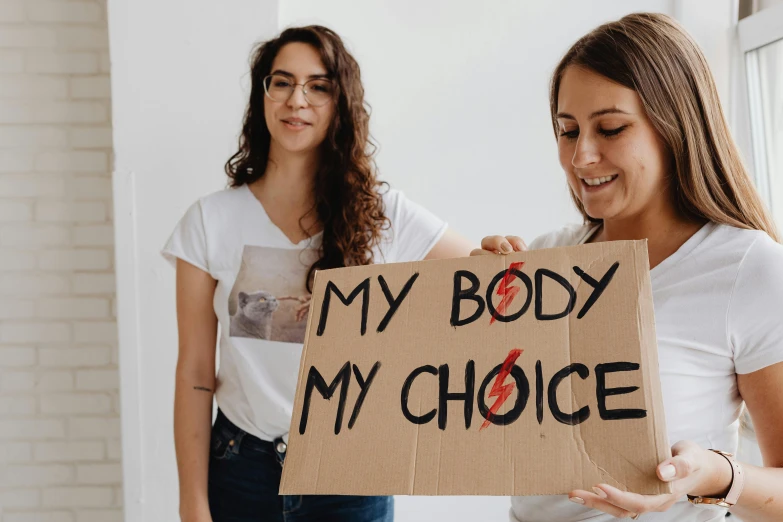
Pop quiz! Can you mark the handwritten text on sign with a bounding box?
[300,261,646,434]
[280,242,669,497]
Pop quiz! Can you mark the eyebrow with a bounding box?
[556,108,631,120]
[271,69,330,80]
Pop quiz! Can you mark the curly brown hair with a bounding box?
[225,25,390,290]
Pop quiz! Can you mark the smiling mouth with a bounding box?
[281,119,310,127]
[582,174,618,187]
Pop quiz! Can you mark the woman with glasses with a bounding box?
[163,25,473,522]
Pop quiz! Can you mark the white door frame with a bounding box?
[737,2,783,205]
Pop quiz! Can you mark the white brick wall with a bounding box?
[0,1,121,520]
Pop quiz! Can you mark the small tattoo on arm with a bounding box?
[193,386,213,392]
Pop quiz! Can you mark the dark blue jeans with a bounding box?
[208,409,394,522]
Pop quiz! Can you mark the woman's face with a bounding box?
[556,66,672,222]
[264,42,335,155]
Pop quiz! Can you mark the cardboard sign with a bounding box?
[280,241,670,496]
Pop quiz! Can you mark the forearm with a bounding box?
[729,464,783,521]
[174,363,215,521]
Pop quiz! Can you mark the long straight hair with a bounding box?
[550,12,779,241]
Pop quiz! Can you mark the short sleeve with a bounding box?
[383,189,447,263]
[729,233,783,374]
[161,200,210,273]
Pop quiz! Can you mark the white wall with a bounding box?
[111,1,740,520]
[108,0,278,520]
[279,0,678,245]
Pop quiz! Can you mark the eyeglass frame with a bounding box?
[262,74,336,107]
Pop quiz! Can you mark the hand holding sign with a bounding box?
[470,235,528,256]
[569,440,734,519]
[281,240,670,496]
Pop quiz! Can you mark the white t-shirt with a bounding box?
[162,184,447,442]
[510,222,783,522]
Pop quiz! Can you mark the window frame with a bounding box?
[737,2,783,207]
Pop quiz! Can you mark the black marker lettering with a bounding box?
[485,268,533,323]
[548,363,591,425]
[298,362,351,435]
[450,271,485,327]
[535,360,544,425]
[377,273,420,333]
[572,262,620,319]
[595,362,647,420]
[535,269,576,321]
[401,365,438,425]
[438,361,475,430]
[348,362,381,429]
[477,363,530,427]
[317,278,371,336]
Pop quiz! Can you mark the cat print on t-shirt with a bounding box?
[228,246,318,343]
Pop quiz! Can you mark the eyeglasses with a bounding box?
[263,74,334,107]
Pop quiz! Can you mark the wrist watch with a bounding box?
[687,449,745,508]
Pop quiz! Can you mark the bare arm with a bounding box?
[730,361,783,521]
[174,259,218,522]
[424,228,476,260]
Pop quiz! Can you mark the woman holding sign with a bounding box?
[477,13,783,522]
[163,26,473,522]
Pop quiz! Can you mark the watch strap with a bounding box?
[687,449,744,508]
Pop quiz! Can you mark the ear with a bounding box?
[237,292,249,308]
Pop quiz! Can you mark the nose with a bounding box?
[571,134,600,169]
[286,84,309,109]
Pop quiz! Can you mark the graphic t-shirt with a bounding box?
[162,184,447,442]
[509,222,783,522]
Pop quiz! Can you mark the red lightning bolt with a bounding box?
[480,348,523,430]
[489,261,525,324]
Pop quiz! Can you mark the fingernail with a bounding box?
[500,243,512,253]
[659,464,676,480]
[592,487,607,499]
[569,496,585,505]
